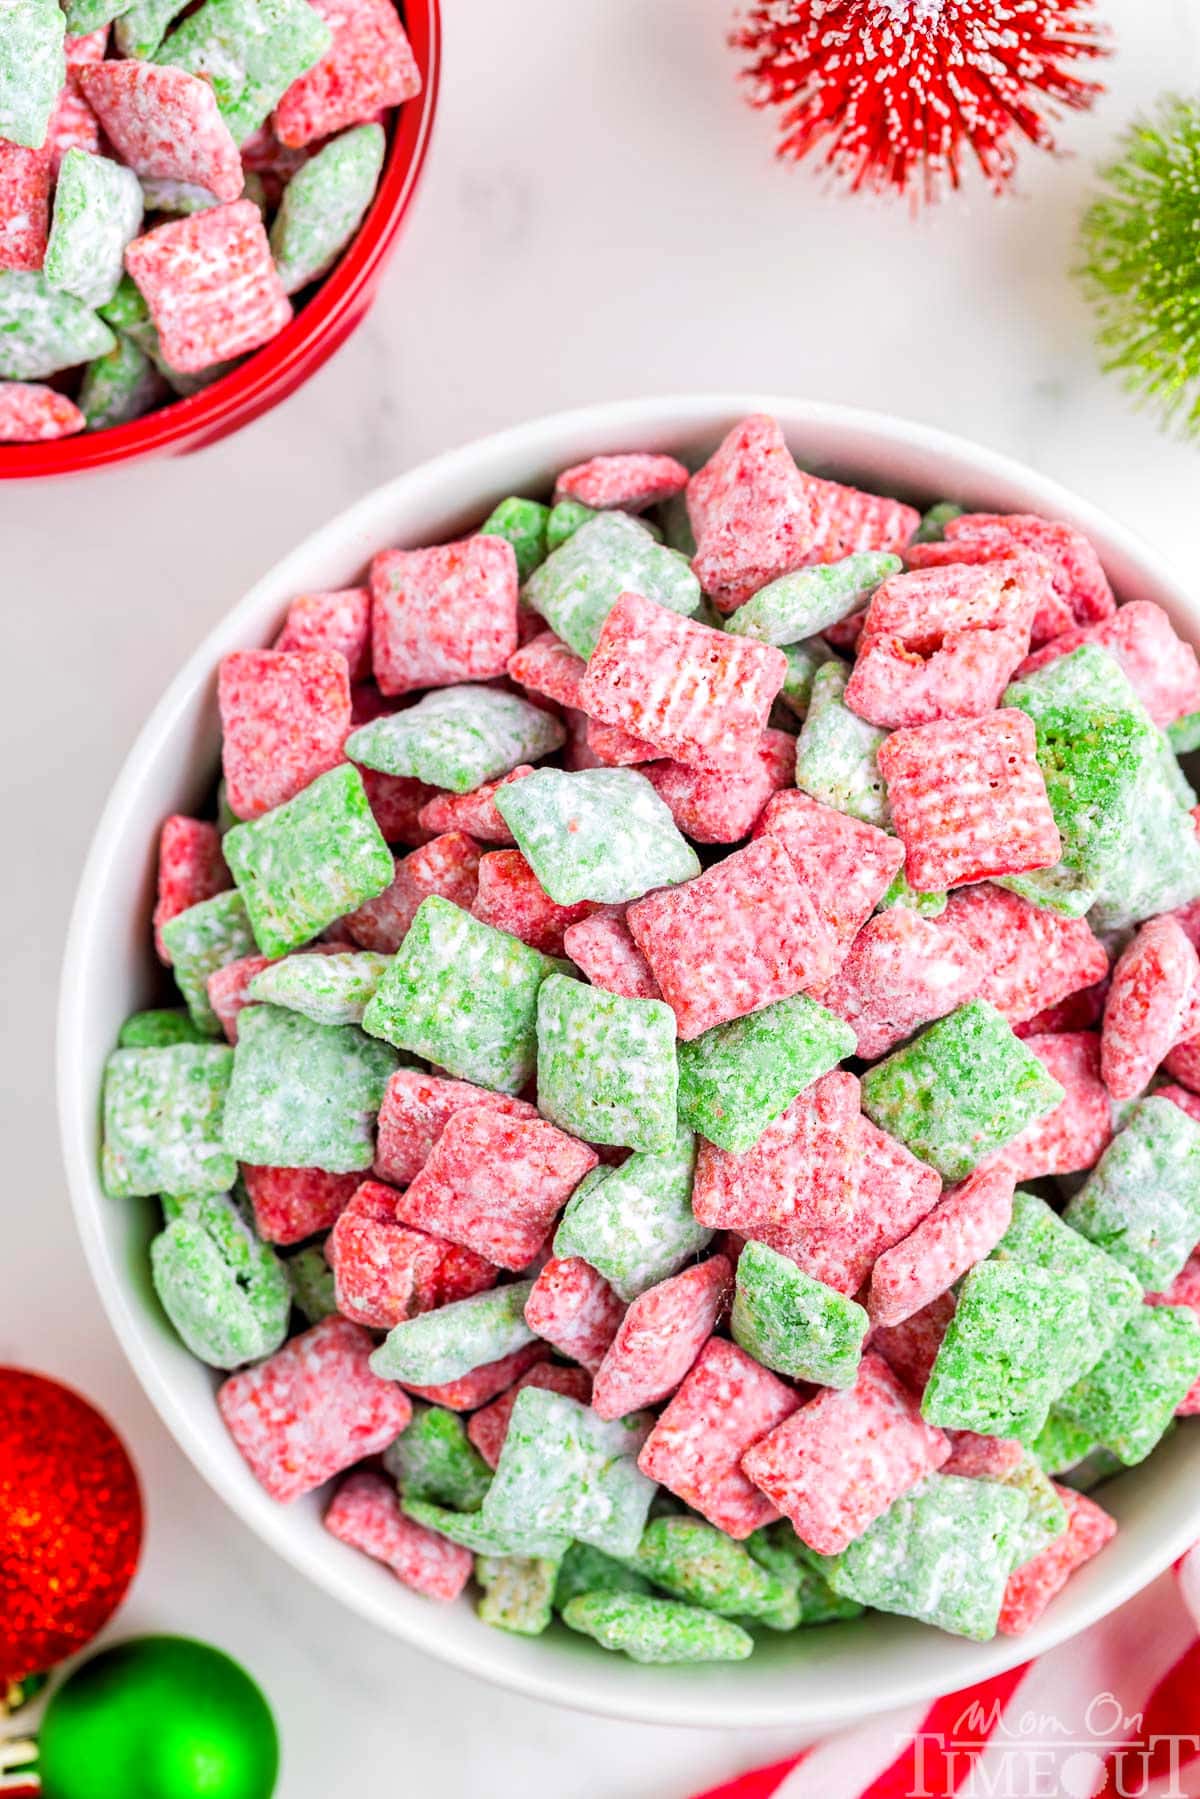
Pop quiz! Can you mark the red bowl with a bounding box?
[0,0,440,480]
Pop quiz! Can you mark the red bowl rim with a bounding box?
[0,0,441,479]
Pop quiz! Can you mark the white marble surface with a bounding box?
[6,1,1200,1793]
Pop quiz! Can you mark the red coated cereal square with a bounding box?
[402,1340,544,1411]
[988,1032,1113,1181]
[794,470,920,567]
[821,907,986,1060]
[686,414,819,613]
[772,1112,942,1297]
[1017,600,1200,727]
[218,649,351,820]
[328,1180,495,1326]
[243,1163,359,1244]
[417,767,534,845]
[217,1315,412,1503]
[522,1255,626,1373]
[580,590,787,771]
[1101,916,1200,1101]
[591,1256,731,1421]
[740,1351,951,1554]
[359,766,440,847]
[153,815,229,962]
[370,536,518,697]
[45,77,101,173]
[325,1469,472,1601]
[124,201,292,375]
[869,1291,957,1396]
[638,1337,802,1538]
[555,452,690,512]
[627,837,836,1039]
[466,1360,592,1469]
[276,588,371,682]
[560,907,662,1002]
[507,630,585,708]
[998,1487,1116,1636]
[585,716,664,768]
[373,1068,538,1189]
[273,0,421,148]
[340,832,482,952]
[1016,977,1110,1038]
[471,849,595,956]
[867,1165,1015,1328]
[692,1071,861,1235]
[207,953,272,1043]
[0,144,51,272]
[908,515,1115,644]
[643,729,795,845]
[845,561,1042,729]
[944,885,1109,1028]
[754,789,904,965]
[79,61,243,203]
[394,1106,597,1271]
[942,1431,1026,1479]
[877,711,1061,893]
[0,382,83,441]
[1154,1084,1200,1129]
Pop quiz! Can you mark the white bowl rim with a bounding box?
[57,393,1200,1732]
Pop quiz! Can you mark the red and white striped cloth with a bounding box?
[695,1547,1200,1799]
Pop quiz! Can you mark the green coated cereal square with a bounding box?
[633,1515,793,1623]
[912,502,964,544]
[725,552,901,646]
[561,1591,753,1663]
[922,1260,1090,1439]
[482,1388,656,1559]
[825,1472,1028,1641]
[776,637,839,719]
[536,973,679,1153]
[553,1128,708,1301]
[160,888,257,1034]
[745,1524,865,1625]
[1002,1455,1070,1568]
[346,686,564,795]
[283,1243,338,1324]
[402,1495,568,1561]
[544,498,595,553]
[44,149,144,311]
[1028,1409,1096,1478]
[0,272,116,379]
[522,511,702,659]
[369,1281,536,1387]
[363,895,564,1095]
[220,1003,399,1172]
[860,999,1065,1182]
[476,1555,559,1636]
[677,992,855,1153]
[155,0,332,145]
[494,767,700,906]
[731,1239,868,1388]
[1063,1096,1200,1292]
[270,123,384,295]
[1002,646,1162,917]
[481,496,552,583]
[1056,1304,1200,1464]
[102,1043,236,1198]
[224,764,393,958]
[79,333,163,431]
[552,1541,653,1609]
[115,0,189,57]
[382,1403,492,1512]
[118,1007,208,1048]
[877,865,948,918]
[992,1190,1142,1379]
[247,951,390,1026]
[795,659,891,828]
[150,1188,290,1369]
[0,0,64,147]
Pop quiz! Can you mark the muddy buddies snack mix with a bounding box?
[106,416,1200,1661]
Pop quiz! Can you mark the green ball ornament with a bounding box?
[37,1637,278,1799]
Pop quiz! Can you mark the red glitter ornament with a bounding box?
[0,1370,142,1685]
[731,0,1109,204]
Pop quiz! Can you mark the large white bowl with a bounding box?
[59,396,1200,1734]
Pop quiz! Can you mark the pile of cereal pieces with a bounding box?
[102,418,1200,1662]
[0,0,421,442]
